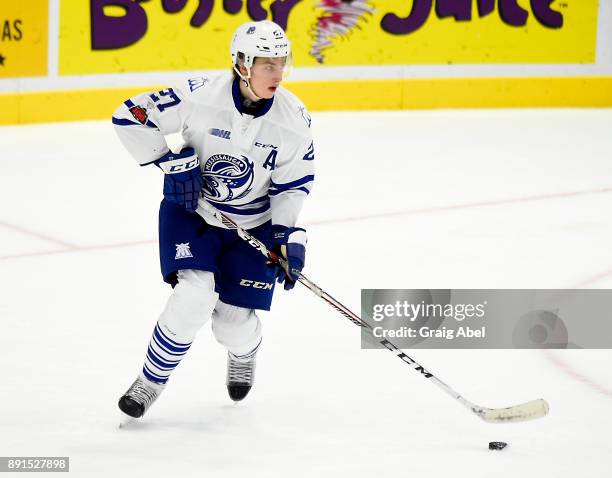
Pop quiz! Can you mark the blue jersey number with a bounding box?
[303,141,314,161]
[150,88,181,113]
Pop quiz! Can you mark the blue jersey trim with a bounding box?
[269,187,310,197]
[242,194,270,206]
[112,116,139,126]
[112,116,158,129]
[231,78,274,118]
[269,175,314,195]
[212,202,271,216]
[270,175,315,190]
[209,194,270,207]
[140,157,163,167]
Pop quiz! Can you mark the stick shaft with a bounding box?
[196,199,548,423]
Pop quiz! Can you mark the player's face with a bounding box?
[248,57,287,99]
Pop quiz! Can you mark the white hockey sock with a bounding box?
[212,300,263,357]
[230,337,262,362]
[141,269,218,385]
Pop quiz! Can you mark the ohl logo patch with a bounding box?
[202,154,254,202]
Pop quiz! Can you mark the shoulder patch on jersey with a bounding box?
[298,105,312,128]
[188,76,209,92]
[129,105,148,125]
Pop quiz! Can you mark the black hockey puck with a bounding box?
[489,441,508,450]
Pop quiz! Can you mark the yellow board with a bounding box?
[309,0,598,65]
[3,76,612,125]
[59,0,598,75]
[0,0,48,78]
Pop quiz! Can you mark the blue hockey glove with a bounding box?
[155,147,202,212]
[271,225,307,291]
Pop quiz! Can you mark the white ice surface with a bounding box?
[1,109,611,477]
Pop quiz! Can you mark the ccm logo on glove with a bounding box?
[155,147,203,213]
[156,147,200,172]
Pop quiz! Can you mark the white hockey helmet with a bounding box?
[230,20,291,70]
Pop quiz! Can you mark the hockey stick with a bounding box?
[197,199,549,423]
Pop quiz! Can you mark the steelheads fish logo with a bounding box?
[202,154,254,202]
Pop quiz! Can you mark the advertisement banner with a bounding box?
[59,0,598,75]
[0,0,48,78]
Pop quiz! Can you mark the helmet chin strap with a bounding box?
[234,65,262,101]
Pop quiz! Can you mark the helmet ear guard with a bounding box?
[233,53,258,99]
[233,53,252,81]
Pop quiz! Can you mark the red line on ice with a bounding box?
[1,186,611,261]
[0,239,155,261]
[0,220,79,249]
[542,349,612,399]
[308,186,612,226]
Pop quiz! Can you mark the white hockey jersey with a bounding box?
[113,75,315,230]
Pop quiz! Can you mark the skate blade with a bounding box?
[118,411,136,429]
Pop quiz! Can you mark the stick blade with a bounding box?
[480,398,549,423]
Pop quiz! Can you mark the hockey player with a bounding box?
[112,20,314,419]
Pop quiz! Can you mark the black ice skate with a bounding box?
[226,347,258,402]
[118,375,165,420]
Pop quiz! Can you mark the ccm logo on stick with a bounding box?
[240,279,273,290]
